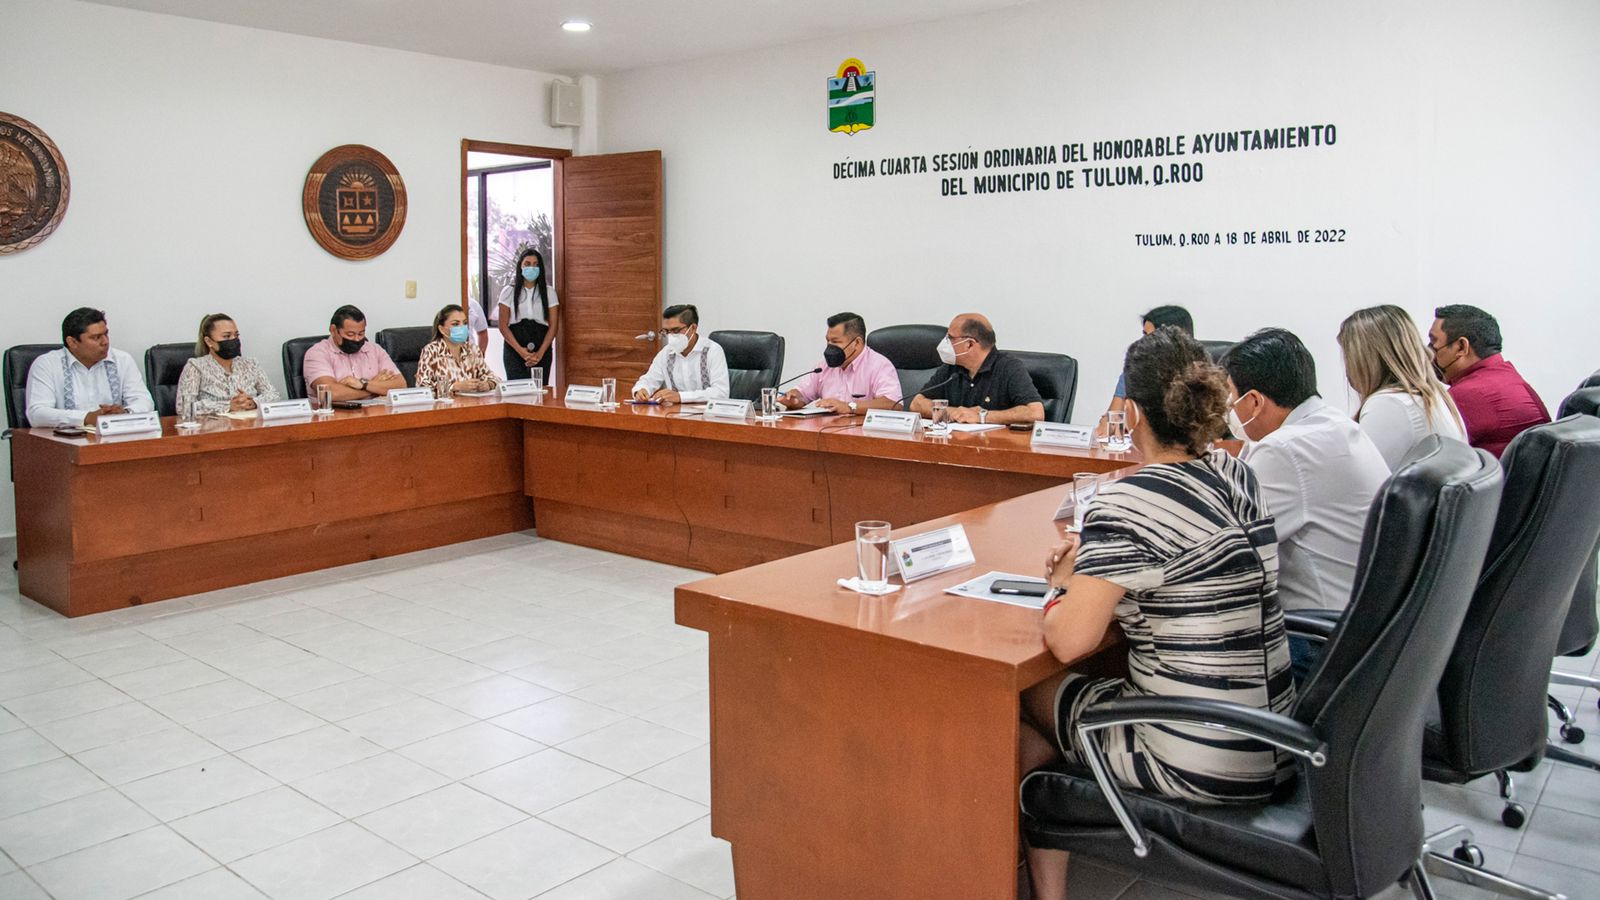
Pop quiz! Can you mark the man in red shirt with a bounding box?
[1429,304,1550,458]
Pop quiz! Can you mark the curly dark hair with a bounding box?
[1123,326,1230,456]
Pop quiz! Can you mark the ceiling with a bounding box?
[81,0,1028,75]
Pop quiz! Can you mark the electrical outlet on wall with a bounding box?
[404,280,417,299]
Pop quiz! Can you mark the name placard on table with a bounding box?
[862,408,920,435]
[94,411,162,437]
[1031,422,1094,448]
[385,387,435,407]
[565,385,605,405]
[258,399,314,421]
[704,399,752,420]
[498,379,541,399]
[889,524,976,583]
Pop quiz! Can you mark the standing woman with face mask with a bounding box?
[176,313,280,415]
[496,247,560,383]
[416,305,498,395]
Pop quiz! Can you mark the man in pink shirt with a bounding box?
[1429,304,1549,459]
[779,312,903,415]
[303,305,407,401]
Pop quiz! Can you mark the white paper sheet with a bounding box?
[944,571,1049,608]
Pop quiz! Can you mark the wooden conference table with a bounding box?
[12,395,1137,617]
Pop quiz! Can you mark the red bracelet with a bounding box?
[1042,596,1063,617]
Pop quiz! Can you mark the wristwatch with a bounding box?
[359,378,369,390]
[848,401,858,414]
[978,409,988,424]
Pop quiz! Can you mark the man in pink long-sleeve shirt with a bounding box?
[780,312,903,415]
[1429,304,1549,459]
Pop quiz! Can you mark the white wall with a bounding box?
[599,0,1599,426]
[1,0,576,537]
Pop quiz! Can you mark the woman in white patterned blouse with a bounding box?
[416,305,498,394]
[176,314,280,415]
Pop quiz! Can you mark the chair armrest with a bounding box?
[1078,696,1326,764]
[1284,610,1340,644]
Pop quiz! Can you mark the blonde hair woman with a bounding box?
[176,313,279,415]
[1337,305,1466,469]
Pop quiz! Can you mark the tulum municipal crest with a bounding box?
[0,112,70,255]
[302,144,407,260]
[828,58,875,136]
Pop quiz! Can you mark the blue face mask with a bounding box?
[521,265,541,282]
[449,324,470,344]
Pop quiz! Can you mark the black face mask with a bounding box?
[823,343,848,368]
[339,338,365,355]
[215,338,242,360]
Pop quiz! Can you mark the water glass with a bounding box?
[529,370,544,402]
[601,377,617,407]
[759,387,779,420]
[928,399,951,435]
[1105,410,1131,451]
[177,396,199,430]
[314,384,334,416]
[433,379,453,401]
[855,520,892,591]
[1072,472,1100,531]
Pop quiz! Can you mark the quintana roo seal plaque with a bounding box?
[0,113,71,255]
[302,144,407,260]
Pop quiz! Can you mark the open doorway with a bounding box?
[460,140,570,379]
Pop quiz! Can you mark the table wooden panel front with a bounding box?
[13,397,1137,616]
[676,488,1118,900]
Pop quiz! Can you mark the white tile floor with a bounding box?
[0,533,1595,899]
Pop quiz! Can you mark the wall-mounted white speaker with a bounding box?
[549,80,582,128]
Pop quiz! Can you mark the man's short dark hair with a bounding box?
[1142,305,1194,336]
[330,305,366,329]
[62,307,106,344]
[1434,304,1503,357]
[662,304,698,326]
[1222,328,1320,408]
[826,312,866,340]
[958,317,996,349]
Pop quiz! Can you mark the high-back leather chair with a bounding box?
[1200,339,1236,364]
[1548,387,1600,748]
[144,342,194,418]
[1009,349,1078,423]
[708,330,784,402]
[866,324,945,402]
[281,336,324,400]
[375,326,434,388]
[4,344,58,432]
[1420,417,1600,821]
[1022,437,1502,900]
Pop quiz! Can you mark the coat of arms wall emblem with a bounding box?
[302,144,407,260]
[0,112,70,255]
[828,58,876,136]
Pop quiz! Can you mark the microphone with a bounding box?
[775,367,823,389]
[901,373,956,410]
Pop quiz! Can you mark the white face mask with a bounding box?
[936,336,959,365]
[1227,394,1258,442]
[665,332,690,354]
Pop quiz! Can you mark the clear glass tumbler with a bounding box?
[1105,410,1131,451]
[855,520,892,591]
[1072,472,1100,531]
[929,399,951,436]
[760,387,779,420]
[601,377,617,407]
[177,396,199,431]
[314,385,334,417]
[529,370,544,402]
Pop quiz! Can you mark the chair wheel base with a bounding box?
[1452,841,1485,867]
[1561,724,1586,744]
[1502,803,1527,829]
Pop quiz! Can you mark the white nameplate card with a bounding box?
[94,410,162,436]
[1032,422,1094,449]
[498,379,539,398]
[258,399,314,421]
[889,524,976,583]
[862,408,920,435]
[703,399,752,420]
[384,387,434,407]
[565,385,605,405]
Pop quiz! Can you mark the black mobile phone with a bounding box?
[1007,422,1032,432]
[990,579,1049,597]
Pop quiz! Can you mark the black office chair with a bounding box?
[1009,349,1078,423]
[375,326,434,388]
[1200,340,1236,364]
[281,336,324,400]
[4,344,58,433]
[1547,387,1600,749]
[1022,437,1503,900]
[143,342,194,418]
[866,324,945,402]
[708,330,784,402]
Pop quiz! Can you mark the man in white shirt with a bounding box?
[25,307,155,429]
[1222,329,1390,674]
[631,304,729,405]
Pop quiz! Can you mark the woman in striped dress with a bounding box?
[1020,327,1297,899]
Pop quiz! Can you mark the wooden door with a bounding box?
[556,150,663,387]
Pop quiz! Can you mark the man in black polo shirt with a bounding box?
[908,313,1045,425]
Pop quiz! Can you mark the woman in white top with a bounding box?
[496,246,559,383]
[1338,304,1466,470]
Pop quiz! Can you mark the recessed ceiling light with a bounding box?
[562,21,591,33]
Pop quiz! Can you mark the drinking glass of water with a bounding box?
[314,385,334,417]
[529,370,544,402]
[855,520,892,591]
[759,387,779,420]
[1072,472,1100,531]
[177,396,199,431]
[1105,410,1131,451]
[601,377,618,407]
[928,399,951,436]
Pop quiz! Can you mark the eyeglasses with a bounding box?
[662,325,692,335]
